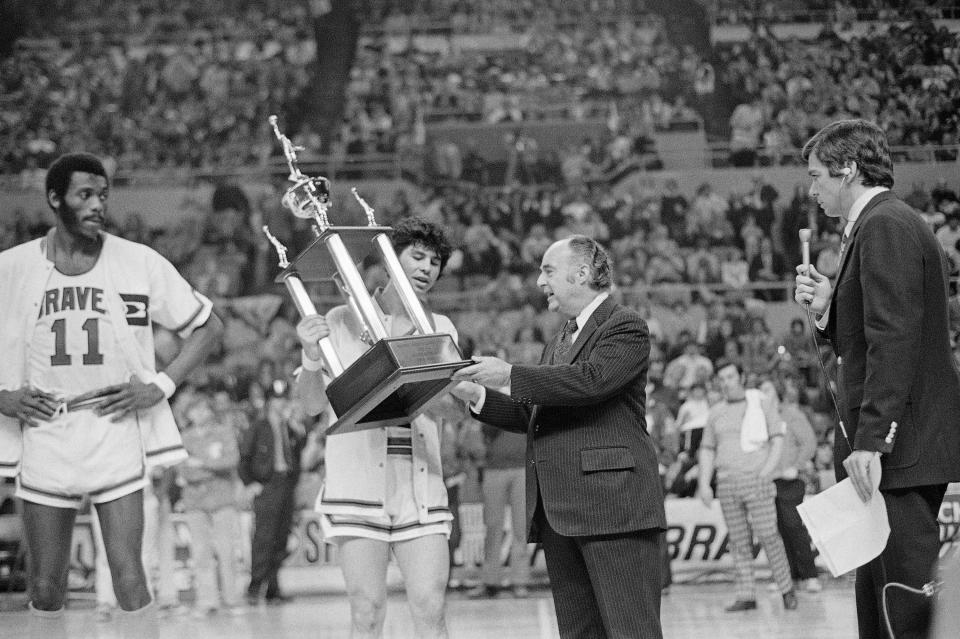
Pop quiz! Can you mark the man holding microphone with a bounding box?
[794,119,960,639]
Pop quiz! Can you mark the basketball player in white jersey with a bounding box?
[0,153,223,627]
[295,218,460,639]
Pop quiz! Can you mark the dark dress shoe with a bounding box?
[783,590,798,610]
[466,585,499,599]
[266,593,294,605]
[724,599,758,612]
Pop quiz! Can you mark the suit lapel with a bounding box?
[528,297,615,428]
[557,296,616,365]
[828,192,891,308]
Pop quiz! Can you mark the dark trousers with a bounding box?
[536,505,663,639]
[248,471,298,598]
[774,478,819,580]
[856,484,946,639]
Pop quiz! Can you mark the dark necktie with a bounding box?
[552,319,578,363]
[837,232,849,268]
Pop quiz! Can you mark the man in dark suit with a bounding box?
[452,235,666,639]
[238,391,306,605]
[794,119,960,639]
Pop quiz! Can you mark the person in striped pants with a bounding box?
[697,361,798,612]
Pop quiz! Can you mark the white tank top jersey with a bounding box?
[29,261,130,397]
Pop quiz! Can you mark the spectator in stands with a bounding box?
[519,223,553,268]
[686,236,722,284]
[779,318,816,388]
[720,247,750,289]
[932,178,959,212]
[187,184,256,299]
[749,236,787,301]
[178,392,244,617]
[697,362,797,612]
[664,339,714,395]
[660,179,689,242]
[729,96,764,167]
[936,214,960,264]
[700,304,733,361]
[687,183,734,244]
[740,317,779,376]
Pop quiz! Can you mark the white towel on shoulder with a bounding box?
[740,389,769,453]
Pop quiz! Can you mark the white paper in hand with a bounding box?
[796,454,889,577]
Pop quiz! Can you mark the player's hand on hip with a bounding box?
[0,386,60,426]
[96,375,165,422]
[794,263,832,314]
[297,314,331,362]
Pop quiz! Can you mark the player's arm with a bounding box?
[99,312,224,421]
[293,314,332,416]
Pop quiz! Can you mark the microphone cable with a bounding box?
[882,580,942,639]
[801,304,852,451]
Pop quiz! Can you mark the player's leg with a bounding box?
[393,534,450,639]
[94,489,151,611]
[21,501,78,611]
[337,536,392,638]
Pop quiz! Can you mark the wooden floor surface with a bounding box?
[1,578,859,638]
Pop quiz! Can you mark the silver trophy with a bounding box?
[264,115,470,435]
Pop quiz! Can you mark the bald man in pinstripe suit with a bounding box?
[453,236,666,639]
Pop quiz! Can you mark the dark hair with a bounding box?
[391,217,453,275]
[716,359,744,377]
[45,153,108,206]
[566,235,613,290]
[212,183,251,215]
[801,119,894,188]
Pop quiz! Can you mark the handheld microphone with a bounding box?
[799,228,812,275]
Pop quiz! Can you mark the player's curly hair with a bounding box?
[391,217,453,276]
[45,153,108,205]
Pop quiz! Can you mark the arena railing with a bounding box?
[300,279,801,313]
[709,2,960,25]
[705,143,960,168]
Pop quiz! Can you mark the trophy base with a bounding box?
[325,334,472,435]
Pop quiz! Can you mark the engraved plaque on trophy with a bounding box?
[263,116,471,435]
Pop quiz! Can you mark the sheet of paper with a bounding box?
[797,454,889,577]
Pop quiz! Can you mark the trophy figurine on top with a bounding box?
[262,115,471,435]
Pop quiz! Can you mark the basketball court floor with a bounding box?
[1,578,857,638]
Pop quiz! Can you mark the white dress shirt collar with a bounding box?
[571,292,610,342]
[844,186,889,237]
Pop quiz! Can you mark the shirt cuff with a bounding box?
[301,349,324,372]
[149,372,177,399]
[470,386,487,414]
[815,307,829,331]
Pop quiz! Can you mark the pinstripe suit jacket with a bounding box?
[476,296,667,541]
